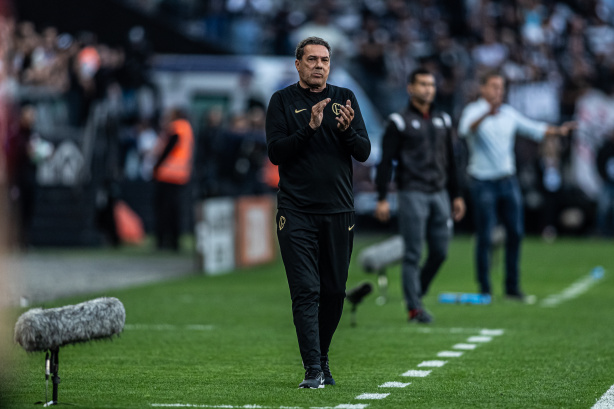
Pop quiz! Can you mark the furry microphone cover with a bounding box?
[359,235,404,272]
[14,297,125,352]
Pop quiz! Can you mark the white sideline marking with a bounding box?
[453,343,477,350]
[152,328,508,409]
[126,324,214,331]
[355,394,389,400]
[149,403,306,409]
[541,271,604,308]
[151,405,370,409]
[402,370,432,377]
[438,351,463,358]
[467,336,492,343]
[480,329,504,336]
[418,360,447,367]
[379,382,411,388]
[593,384,614,409]
[151,405,270,408]
[412,327,488,334]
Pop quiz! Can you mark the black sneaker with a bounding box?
[320,356,335,385]
[505,291,536,304]
[298,368,324,389]
[505,291,525,302]
[408,309,433,324]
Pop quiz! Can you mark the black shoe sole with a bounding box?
[298,383,324,389]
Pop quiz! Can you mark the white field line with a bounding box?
[467,336,492,343]
[402,369,432,377]
[411,327,494,334]
[481,329,504,336]
[541,271,605,308]
[418,360,447,367]
[151,405,273,408]
[151,404,370,409]
[593,384,614,409]
[153,328,507,409]
[152,405,269,408]
[125,324,214,331]
[355,394,390,400]
[379,382,411,388]
[438,351,463,357]
[453,343,477,350]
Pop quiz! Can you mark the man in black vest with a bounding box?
[374,68,465,323]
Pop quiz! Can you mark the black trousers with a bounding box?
[154,181,184,251]
[276,208,354,369]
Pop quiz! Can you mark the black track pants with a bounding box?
[276,208,354,369]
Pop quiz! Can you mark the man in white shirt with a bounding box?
[458,72,574,299]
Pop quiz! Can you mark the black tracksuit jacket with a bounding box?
[266,82,371,213]
[375,102,461,201]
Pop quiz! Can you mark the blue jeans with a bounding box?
[596,183,614,236]
[470,176,524,295]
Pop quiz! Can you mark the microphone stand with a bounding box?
[350,302,358,327]
[36,348,61,406]
[49,347,60,406]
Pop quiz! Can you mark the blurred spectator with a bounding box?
[535,135,565,241]
[472,25,509,69]
[152,107,194,250]
[136,118,158,180]
[120,26,157,121]
[351,13,391,114]
[291,4,353,63]
[458,72,575,297]
[572,78,614,201]
[596,132,614,236]
[194,106,225,198]
[10,0,614,239]
[7,105,52,249]
[227,0,272,55]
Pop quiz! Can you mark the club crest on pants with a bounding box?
[279,216,286,230]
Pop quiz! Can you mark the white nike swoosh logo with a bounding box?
[348,224,355,231]
[295,109,307,113]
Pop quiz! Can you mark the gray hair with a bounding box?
[295,37,332,60]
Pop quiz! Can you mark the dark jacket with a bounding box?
[375,102,460,200]
[266,82,371,213]
[597,138,614,185]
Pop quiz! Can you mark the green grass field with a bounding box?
[2,234,613,408]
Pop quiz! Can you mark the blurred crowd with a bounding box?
[2,0,614,243]
[121,0,614,238]
[124,0,614,116]
[1,19,155,126]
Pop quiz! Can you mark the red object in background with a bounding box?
[263,159,279,189]
[113,201,144,244]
